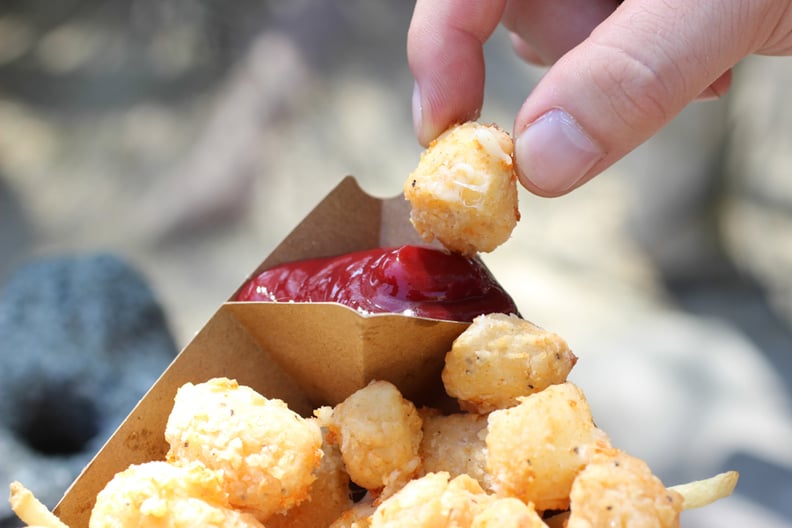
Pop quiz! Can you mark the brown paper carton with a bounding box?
[54,176,482,527]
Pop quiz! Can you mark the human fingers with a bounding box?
[507,32,547,65]
[502,0,620,66]
[407,0,507,146]
[697,70,733,101]
[512,0,781,197]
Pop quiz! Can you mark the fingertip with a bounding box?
[514,109,605,196]
[407,0,505,144]
[511,1,744,196]
[413,80,480,146]
[412,81,428,146]
[508,32,549,66]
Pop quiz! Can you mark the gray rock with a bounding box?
[0,253,177,523]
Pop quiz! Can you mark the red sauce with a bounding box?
[235,245,518,322]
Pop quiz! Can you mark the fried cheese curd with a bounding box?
[321,380,423,492]
[369,472,491,528]
[442,313,577,414]
[404,121,519,256]
[567,448,684,528]
[470,497,546,528]
[164,377,323,521]
[89,461,264,528]
[265,427,353,528]
[486,382,611,512]
[418,409,490,491]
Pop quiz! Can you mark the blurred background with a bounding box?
[1,1,791,526]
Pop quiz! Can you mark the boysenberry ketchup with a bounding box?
[235,245,518,322]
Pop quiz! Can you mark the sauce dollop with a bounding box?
[235,245,518,322]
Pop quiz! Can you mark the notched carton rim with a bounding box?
[54,176,492,527]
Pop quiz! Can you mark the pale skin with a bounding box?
[408,0,792,197]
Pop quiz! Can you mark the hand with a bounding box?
[408,0,792,196]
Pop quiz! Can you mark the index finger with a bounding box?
[407,0,507,145]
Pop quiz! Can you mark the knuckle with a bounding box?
[588,42,680,132]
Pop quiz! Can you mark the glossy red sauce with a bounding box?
[235,245,518,322]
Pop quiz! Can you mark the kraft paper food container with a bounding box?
[54,176,499,527]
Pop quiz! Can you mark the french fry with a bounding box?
[8,481,70,528]
[669,471,740,510]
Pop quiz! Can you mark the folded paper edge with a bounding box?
[51,176,436,527]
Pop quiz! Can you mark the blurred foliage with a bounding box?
[0,0,414,109]
[0,0,267,107]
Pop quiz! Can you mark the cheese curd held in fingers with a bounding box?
[404,121,519,256]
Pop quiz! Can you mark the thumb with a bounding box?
[513,0,750,197]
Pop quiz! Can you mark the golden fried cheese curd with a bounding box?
[486,382,611,512]
[567,448,683,528]
[404,121,519,256]
[370,472,491,528]
[418,410,490,491]
[266,426,353,528]
[164,377,323,520]
[89,461,264,528]
[326,380,423,491]
[442,313,577,414]
[470,497,546,528]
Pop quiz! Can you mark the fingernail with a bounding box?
[515,108,604,195]
[412,81,424,142]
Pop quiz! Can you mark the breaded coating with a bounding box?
[418,410,490,491]
[89,461,264,528]
[164,377,323,520]
[486,383,611,512]
[567,448,683,528]
[328,380,423,491]
[470,497,546,528]
[370,472,492,528]
[404,121,520,256]
[266,427,353,528]
[442,313,577,414]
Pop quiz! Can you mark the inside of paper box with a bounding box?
[54,177,472,527]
